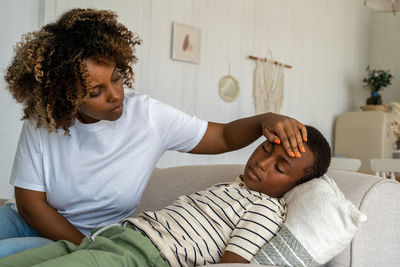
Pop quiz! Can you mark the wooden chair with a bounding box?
[370,158,400,180]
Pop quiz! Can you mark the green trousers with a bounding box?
[0,224,170,267]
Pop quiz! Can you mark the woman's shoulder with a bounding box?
[124,92,170,112]
[124,92,152,109]
[125,91,150,101]
[21,118,45,134]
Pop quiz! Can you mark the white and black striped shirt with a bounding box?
[125,176,286,266]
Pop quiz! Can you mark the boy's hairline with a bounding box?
[297,139,324,185]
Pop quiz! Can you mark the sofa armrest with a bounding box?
[326,169,400,267]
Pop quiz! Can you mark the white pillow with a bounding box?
[252,175,367,266]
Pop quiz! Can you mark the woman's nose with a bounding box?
[106,85,123,103]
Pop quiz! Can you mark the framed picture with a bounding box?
[171,22,201,64]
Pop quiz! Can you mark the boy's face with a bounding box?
[243,141,314,197]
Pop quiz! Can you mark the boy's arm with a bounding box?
[219,251,249,263]
[220,196,285,264]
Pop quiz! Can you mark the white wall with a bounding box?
[1,0,396,199]
[370,12,400,104]
[0,0,42,199]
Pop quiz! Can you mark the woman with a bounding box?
[0,8,307,257]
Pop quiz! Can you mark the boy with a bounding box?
[0,125,331,267]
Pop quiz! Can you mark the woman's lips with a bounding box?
[248,168,260,182]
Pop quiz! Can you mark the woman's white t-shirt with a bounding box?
[10,93,207,235]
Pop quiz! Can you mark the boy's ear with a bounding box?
[296,166,314,185]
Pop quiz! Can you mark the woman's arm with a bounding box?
[15,187,85,245]
[190,112,307,157]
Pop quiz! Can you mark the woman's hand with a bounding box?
[262,112,307,157]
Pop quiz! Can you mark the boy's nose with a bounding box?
[257,156,273,172]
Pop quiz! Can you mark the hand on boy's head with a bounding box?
[242,141,314,197]
[262,113,307,159]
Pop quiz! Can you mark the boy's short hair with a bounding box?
[297,125,331,184]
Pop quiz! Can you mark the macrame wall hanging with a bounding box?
[249,50,292,115]
[364,0,400,15]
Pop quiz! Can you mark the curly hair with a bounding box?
[4,8,141,134]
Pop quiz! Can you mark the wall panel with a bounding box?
[2,0,391,198]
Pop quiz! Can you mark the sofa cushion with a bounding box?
[252,175,366,266]
[134,165,246,215]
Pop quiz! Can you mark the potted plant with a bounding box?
[362,66,393,105]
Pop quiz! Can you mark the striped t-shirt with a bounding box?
[125,176,287,266]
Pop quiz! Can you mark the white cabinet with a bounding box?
[334,111,396,172]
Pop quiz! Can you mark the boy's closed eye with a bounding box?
[262,143,270,153]
[262,142,285,173]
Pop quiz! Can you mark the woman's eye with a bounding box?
[111,73,121,82]
[89,88,101,98]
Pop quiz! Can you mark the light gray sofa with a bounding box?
[135,164,400,267]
